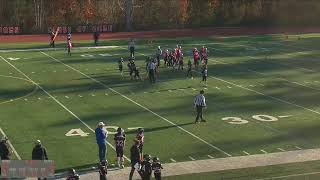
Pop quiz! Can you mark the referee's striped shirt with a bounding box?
[194,94,206,107]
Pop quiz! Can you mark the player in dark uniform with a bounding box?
[201,65,208,86]
[152,157,163,180]
[155,46,162,67]
[134,67,141,80]
[118,58,124,76]
[163,49,169,66]
[114,127,126,168]
[93,31,100,46]
[67,33,72,56]
[129,140,143,180]
[0,137,11,160]
[186,59,193,79]
[128,58,135,80]
[49,31,55,48]
[136,128,144,160]
[178,53,184,70]
[98,160,108,180]
[140,154,152,180]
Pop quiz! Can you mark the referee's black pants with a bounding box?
[195,105,204,122]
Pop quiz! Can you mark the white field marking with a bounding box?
[9,72,13,75]
[207,155,214,159]
[209,47,319,91]
[227,86,232,88]
[170,158,177,163]
[31,72,35,74]
[105,93,109,96]
[278,115,292,118]
[53,70,56,73]
[64,70,68,72]
[277,148,285,152]
[65,96,69,99]
[192,88,197,91]
[258,83,264,86]
[143,92,148,93]
[314,81,319,83]
[0,55,130,162]
[204,87,208,90]
[10,99,13,102]
[78,95,83,98]
[196,71,320,124]
[249,85,255,87]
[0,128,21,160]
[24,98,28,101]
[254,171,320,180]
[295,146,302,150]
[189,156,196,161]
[215,87,220,90]
[127,127,143,130]
[91,94,96,97]
[168,90,172,92]
[38,97,41,100]
[41,51,232,157]
[0,45,119,53]
[243,151,250,155]
[260,149,268,154]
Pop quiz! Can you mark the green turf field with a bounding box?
[1,33,320,178]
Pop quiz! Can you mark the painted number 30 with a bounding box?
[222,115,279,125]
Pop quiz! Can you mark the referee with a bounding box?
[194,90,207,123]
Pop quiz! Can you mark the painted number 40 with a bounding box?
[222,114,290,125]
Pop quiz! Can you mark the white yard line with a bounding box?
[0,127,21,160]
[0,55,130,162]
[41,51,232,157]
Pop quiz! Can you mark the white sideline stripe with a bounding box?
[0,45,119,53]
[41,51,232,157]
[277,148,285,152]
[243,151,250,155]
[189,156,196,161]
[295,146,302,150]
[278,115,292,118]
[254,171,320,180]
[260,150,268,154]
[207,155,214,159]
[0,128,21,160]
[0,55,130,162]
[170,158,176,163]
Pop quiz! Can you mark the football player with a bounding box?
[114,127,126,168]
[152,157,163,180]
[118,57,124,76]
[140,154,152,180]
[136,128,144,160]
[186,59,193,79]
[193,48,200,69]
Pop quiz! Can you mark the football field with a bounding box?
[1,34,320,178]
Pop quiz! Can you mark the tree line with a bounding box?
[0,0,319,33]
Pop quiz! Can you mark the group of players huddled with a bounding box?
[119,41,209,86]
[114,127,163,180]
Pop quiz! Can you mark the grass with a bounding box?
[1,33,320,178]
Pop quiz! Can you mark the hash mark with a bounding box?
[65,96,69,99]
[295,146,302,150]
[277,148,285,152]
[227,86,232,88]
[207,155,214,159]
[78,95,83,98]
[243,151,250,155]
[278,115,292,118]
[215,87,220,90]
[170,158,176,163]
[192,88,197,91]
[260,149,268,154]
[188,156,196,161]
